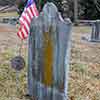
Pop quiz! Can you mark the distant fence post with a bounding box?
[28,2,72,100]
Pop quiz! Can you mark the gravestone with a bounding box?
[28,2,72,100]
[80,20,100,42]
[0,17,18,25]
[90,20,100,42]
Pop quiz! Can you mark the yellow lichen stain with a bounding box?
[42,32,53,87]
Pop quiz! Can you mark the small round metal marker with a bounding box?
[11,55,25,71]
[10,55,25,94]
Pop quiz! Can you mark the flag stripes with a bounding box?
[17,0,39,39]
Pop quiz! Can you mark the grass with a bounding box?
[0,12,100,99]
[0,12,18,18]
[0,48,29,100]
[0,40,100,100]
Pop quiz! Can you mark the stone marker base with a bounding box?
[82,35,100,43]
[0,17,18,25]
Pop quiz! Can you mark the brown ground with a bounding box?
[0,24,100,100]
[69,26,100,100]
[0,23,19,50]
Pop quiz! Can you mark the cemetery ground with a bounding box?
[0,15,100,100]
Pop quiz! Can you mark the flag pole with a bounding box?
[16,70,20,96]
[16,23,24,96]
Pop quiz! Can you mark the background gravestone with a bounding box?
[81,20,100,43]
[28,2,72,100]
[90,20,100,42]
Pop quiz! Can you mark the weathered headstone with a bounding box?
[80,20,100,42]
[28,2,72,100]
[0,17,18,25]
[90,20,100,42]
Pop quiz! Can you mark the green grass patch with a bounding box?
[0,12,18,17]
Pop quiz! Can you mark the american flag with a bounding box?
[17,0,39,39]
